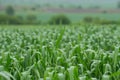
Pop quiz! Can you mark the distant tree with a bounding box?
[83,17,93,23]
[49,15,71,25]
[77,5,82,9]
[31,7,36,11]
[117,1,120,8]
[88,6,100,9]
[102,10,107,14]
[0,15,21,24]
[17,16,23,20]
[59,4,64,8]
[6,6,14,16]
[27,15,36,21]
[92,6,100,9]
[26,15,39,24]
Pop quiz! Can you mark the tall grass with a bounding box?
[0,25,120,80]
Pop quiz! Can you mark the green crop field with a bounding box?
[0,25,120,80]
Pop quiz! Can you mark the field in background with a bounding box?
[1,10,120,23]
[37,13,120,23]
[15,12,120,23]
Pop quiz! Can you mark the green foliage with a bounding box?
[6,6,14,16]
[0,15,41,25]
[77,5,82,9]
[83,17,93,23]
[83,17,120,25]
[49,15,71,25]
[0,15,21,24]
[117,1,120,8]
[27,15,36,21]
[83,17,100,23]
[23,15,41,25]
[0,25,120,80]
[99,20,119,25]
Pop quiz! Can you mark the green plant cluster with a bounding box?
[0,15,41,25]
[83,17,120,25]
[0,25,120,80]
[49,15,71,25]
[0,14,71,25]
[0,15,21,24]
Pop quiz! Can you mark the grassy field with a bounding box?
[0,25,120,80]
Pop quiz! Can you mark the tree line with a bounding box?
[0,6,120,25]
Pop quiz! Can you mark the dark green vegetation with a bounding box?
[0,25,120,80]
[33,13,120,24]
[5,6,14,16]
[0,5,120,25]
[117,1,120,8]
[0,0,120,25]
[0,15,40,25]
[49,15,71,25]
[0,14,120,25]
[0,0,120,26]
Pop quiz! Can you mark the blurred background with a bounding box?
[0,0,120,25]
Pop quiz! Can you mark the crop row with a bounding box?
[0,25,120,80]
